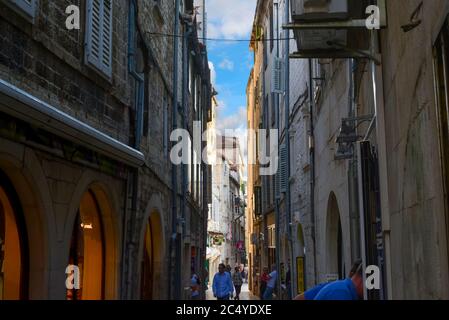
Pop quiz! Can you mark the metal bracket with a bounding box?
[290,50,380,64]
[327,40,381,65]
[334,114,375,160]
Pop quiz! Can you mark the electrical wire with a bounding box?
[147,31,295,42]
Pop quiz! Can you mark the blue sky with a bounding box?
[205,0,257,132]
[208,41,252,130]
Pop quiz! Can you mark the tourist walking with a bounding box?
[232,266,243,300]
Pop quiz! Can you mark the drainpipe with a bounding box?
[274,0,281,300]
[308,58,317,285]
[202,0,207,46]
[368,29,392,300]
[284,0,294,300]
[348,59,361,265]
[182,24,191,241]
[128,0,144,145]
[169,0,181,300]
[124,0,144,299]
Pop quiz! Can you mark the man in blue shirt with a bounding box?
[314,260,364,300]
[212,263,234,300]
[294,282,330,300]
[294,259,363,300]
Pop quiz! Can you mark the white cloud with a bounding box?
[217,106,247,132]
[218,58,234,71]
[206,0,257,40]
[208,61,216,86]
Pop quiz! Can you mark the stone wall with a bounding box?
[379,0,449,299]
[0,0,132,144]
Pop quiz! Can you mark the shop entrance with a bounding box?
[0,170,28,300]
[67,191,105,300]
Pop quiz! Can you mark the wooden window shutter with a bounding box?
[280,143,288,193]
[85,0,113,77]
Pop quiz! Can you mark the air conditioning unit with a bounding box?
[293,28,347,51]
[292,0,349,21]
[290,0,372,56]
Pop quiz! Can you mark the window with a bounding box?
[3,0,37,22]
[163,95,169,158]
[85,0,113,78]
[269,4,274,52]
[265,175,271,208]
[263,32,268,70]
[254,186,261,216]
[194,76,198,112]
[263,95,269,130]
[267,225,275,248]
[189,56,194,94]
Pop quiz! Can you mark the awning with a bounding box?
[0,79,145,168]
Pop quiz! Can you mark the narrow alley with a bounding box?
[0,0,449,303]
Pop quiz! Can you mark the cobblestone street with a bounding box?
[206,283,259,301]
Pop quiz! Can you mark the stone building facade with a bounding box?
[0,0,211,300]
[247,0,449,300]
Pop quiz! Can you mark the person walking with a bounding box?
[259,266,269,300]
[232,266,243,300]
[212,263,234,300]
[263,264,278,300]
[240,264,246,283]
[225,265,232,277]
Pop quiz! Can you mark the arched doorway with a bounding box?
[0,170,28,300]
[66,190,105,300]
[140,211,163,300]
[326,192,345,280]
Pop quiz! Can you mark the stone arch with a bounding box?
[0,143,55,299]
[65,171,122,300]
[326,192,345,280]
[137,194,166,300]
